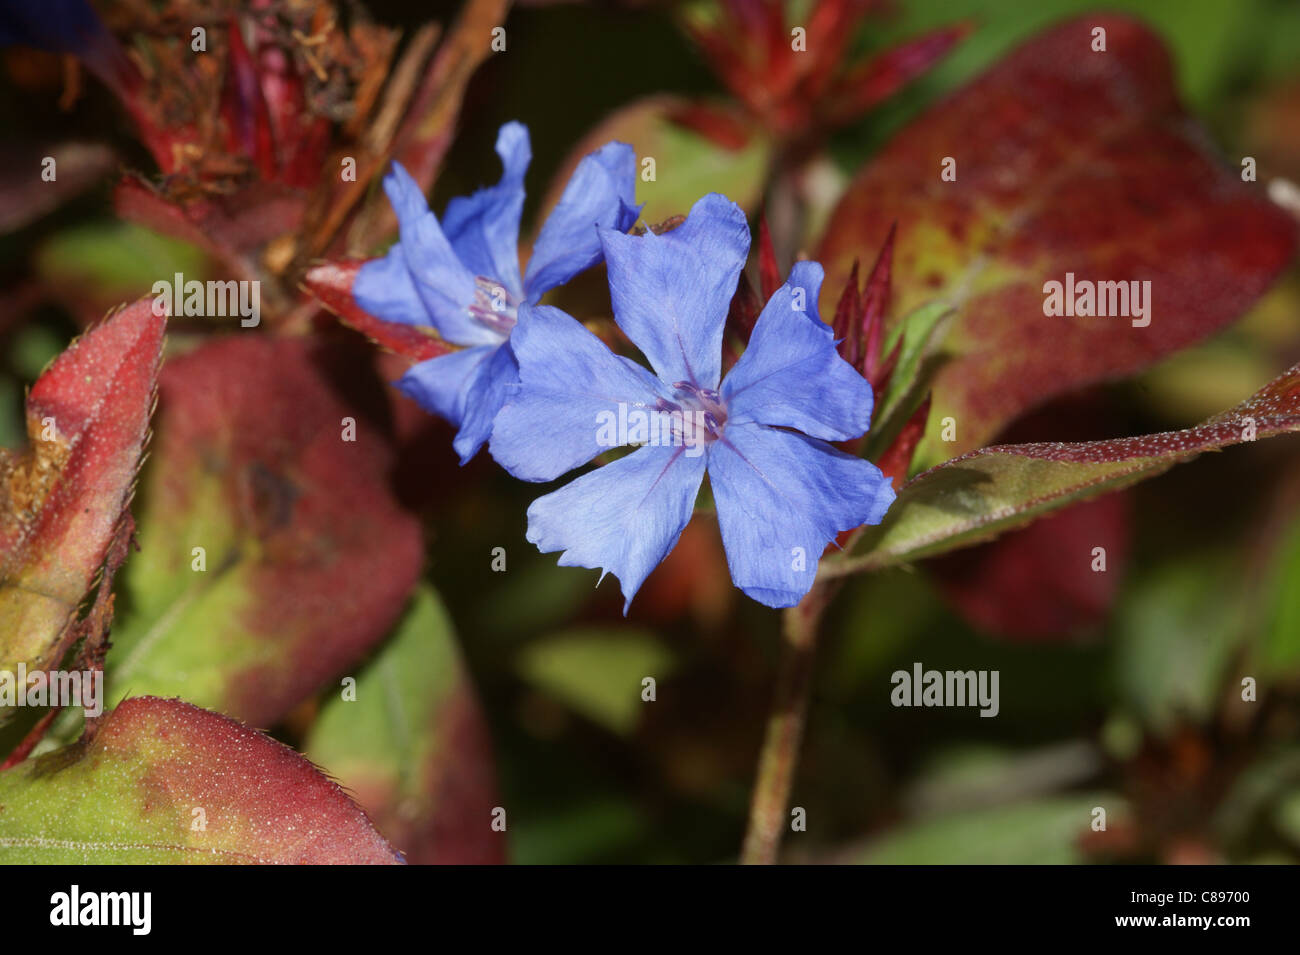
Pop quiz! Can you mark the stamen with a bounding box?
[666,380,729,446]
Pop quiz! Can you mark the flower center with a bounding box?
[654,381,728,449]
[468,276,518,337]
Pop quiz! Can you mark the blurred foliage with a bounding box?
[1,0,1298,864]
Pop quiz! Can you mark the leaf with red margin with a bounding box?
[0,697,400,863]
[827,358,1300,576]
[817,14,1298,467]
[1,299,164,690]
[303,260,453,362]
[101,337,423,727]
[924,396,1132,642]
[304,586,503,864]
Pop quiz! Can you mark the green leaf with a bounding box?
[0,697,399,863]
[511,799,645,866]
[1114,558,1246,733]
[304,586,503,864]
[1263,516,1300,677]
[864,299,954,460]
[517,628,675,736]
[536,96,771,227]
[34,221,206,304]
[851,794,1122,864]
[1275,791,1300,847]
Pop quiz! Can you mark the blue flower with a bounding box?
[354,122,640,463]
[489,193,896,610]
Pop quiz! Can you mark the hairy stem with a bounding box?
[740,576,839,865]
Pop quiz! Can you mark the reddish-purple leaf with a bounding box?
[220,16,277,183]
[930,493,1131,641]
[859,222,895,382]
[679,0,963,140]
[826,23,970,126]
[818,15,1298,465]
[114,174,304,271]
[873,393,931,488]
[102,337,423,727]
[831,259,861,359]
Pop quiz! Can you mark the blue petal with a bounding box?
[395,344,497,428]
[707,423,895,608]
[490,305,670,482]
[353,244,430,327]
[523,140,640,301]
[721,261,873,441]
[452,342,519,464]
[526,445,707,614]
[598,193,749,391]
[362,162,500,347]
[441,122,530,301]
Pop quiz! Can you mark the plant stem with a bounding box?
[740,576,838,865]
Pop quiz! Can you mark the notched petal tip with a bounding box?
[523,447,706,614]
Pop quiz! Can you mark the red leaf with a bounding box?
[221,17,276,182]
[114,174,304,268]
[1,298,164,682]
[827,23,971,125]
[860,221,896,382]
[303,259,453,362]
[665,101,756,151]
[930,493,1131,641]
[818,15,1299,465]
[831,259,861,362]
[874,393,931,488]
